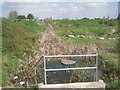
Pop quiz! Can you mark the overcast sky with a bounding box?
[1,1,119,19]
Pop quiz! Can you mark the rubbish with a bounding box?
[76,35,84,38]
[89,36,92,39]
[84,33,88,35]
[68,35,75,38]
[97,37,104,40]
[14,76,18,80]
[109,38,115,40]
[19,81,25,85]
[79,35,85,38]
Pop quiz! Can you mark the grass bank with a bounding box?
[2,18,45,86]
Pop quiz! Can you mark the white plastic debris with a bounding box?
[19,81,25,85]
[109,38,115,40]
[76,35,85,38]
[113,38,116,40]
[97,37,104,40]
[109,38,112,40]
[68,35,75,38]
[14,76,18,80]
[80,35,85,38]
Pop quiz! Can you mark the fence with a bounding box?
[43,54,98,85]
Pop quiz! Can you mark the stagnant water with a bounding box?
[44,57,96,84]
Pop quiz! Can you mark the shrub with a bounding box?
[99,21,103,24]
[74,23,80,27]
[106,81,120,89]
[103,21,108,25]
[108,23,115,26]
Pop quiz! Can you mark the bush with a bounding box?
[74,23,80,27]
[108,23,115,26]
[103,21,108,25]
[99,21,103,24]
[106,81,120,89]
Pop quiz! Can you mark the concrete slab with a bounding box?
[38,80,105,88]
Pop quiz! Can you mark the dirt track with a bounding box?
[40,24,98,56]
[40,24,68,55]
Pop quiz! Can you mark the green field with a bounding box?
[50,18,118,53]
[52,18,118,43]
[50,18,119,88]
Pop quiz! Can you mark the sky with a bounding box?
[1,1,119,19]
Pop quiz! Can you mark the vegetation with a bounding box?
[18,15,26,21]
[51,18,118,53]
[17,20,44,33]
[106,81,120,89]
[99,53,118,73]
[2,18,45,86]
[2,15,119,89]
[50,18,119,88]
[27,14,34,21]
[52,18,118,36]
[8,10,35,22]
[8,11,18,19]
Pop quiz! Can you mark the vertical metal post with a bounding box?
[94,72,96,82]
[96,53,98,81]
[44,56,47,85]
[34,67,37,84]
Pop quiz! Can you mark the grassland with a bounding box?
[50,18,119,88]
[106,81,120,88]
[1,17,119,88]
[50,18,118,53]
[52,18,118,43]
[2,18,45,86]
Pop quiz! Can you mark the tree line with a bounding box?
[8,11,34,21]
[8,10,120,21]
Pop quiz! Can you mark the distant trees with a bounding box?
[8,11,35,21]
[17,14,34,21]
[8,11,18,19]
[18,15,26,19]
[17,15,26,21]
[27,14,34,21]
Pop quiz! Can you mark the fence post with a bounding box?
[96,53,98,81]
[44,56,47,85]
[34,67,37,84]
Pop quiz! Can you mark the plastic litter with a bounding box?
[19,81,25,85]
[14,76,18,80]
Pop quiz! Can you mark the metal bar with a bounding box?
[96,53,98,81]
[44,57,47,85]
[45,67,97,71]
[44,54,97,58]
[34,56,43,68]
[34,67,37,84]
